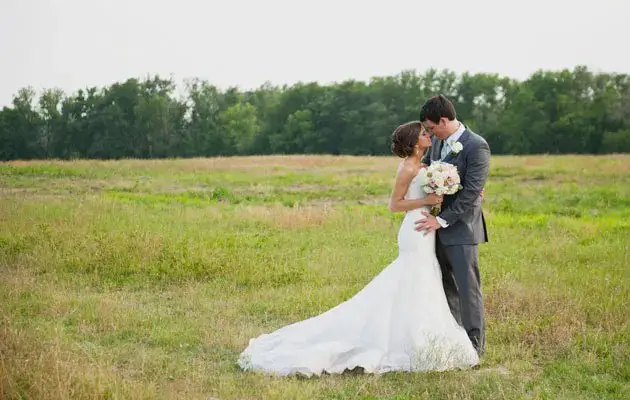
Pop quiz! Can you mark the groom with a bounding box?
[414,94,491,357]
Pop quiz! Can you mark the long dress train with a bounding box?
[237,169,479,376]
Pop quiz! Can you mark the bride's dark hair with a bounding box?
[391,121,423,158]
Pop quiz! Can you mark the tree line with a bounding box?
[1,66,628,160]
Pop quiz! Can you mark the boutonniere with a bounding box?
[450,141,463,155]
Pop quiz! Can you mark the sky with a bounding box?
[1,0,628,106]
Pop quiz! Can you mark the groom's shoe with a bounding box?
[470,335,484,358]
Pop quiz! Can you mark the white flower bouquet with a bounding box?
[420,161,463,216]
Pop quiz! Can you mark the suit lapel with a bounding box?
[441,129,471,163]
[435,139,443,161]
[430,137,442,162]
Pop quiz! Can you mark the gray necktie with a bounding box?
[440,140,451,160]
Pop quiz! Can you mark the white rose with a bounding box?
[451,141,463,154]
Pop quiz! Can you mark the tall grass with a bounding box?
[1,155,628,399]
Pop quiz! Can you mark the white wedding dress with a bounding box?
[237,168,479,377]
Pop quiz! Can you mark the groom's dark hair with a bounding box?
[419,94,457,124]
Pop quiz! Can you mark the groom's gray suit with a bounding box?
[422,125,490,356]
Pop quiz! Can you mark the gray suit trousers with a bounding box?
[435,235,485,356]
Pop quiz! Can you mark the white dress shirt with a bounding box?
[440,123,466,160]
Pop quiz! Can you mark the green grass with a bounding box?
[1,154,629,399]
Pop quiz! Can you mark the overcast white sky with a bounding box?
[1,0,628,106]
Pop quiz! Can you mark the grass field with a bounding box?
[1,154,629,400]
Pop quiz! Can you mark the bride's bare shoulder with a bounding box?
[396,160,420,178]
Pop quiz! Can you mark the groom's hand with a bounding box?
[414,211,441,235]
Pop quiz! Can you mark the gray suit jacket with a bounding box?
[422,127,490,246]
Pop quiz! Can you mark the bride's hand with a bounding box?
[424,194,443,206]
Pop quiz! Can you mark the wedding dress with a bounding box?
[237,168,479,376]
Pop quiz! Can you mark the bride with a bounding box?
[237,121,480,377]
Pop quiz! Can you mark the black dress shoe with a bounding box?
[469,336,484,357]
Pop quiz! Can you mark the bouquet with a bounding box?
[420,161,463,216]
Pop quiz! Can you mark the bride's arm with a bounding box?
[388,164,442,213]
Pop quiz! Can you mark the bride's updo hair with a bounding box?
[391,121,422,158]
